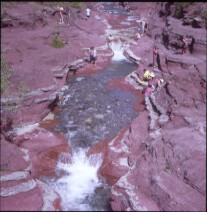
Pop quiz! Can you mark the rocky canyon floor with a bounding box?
[1,2,206,211]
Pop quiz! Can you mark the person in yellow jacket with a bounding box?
[137,69,155,86]
[143,69,155,80]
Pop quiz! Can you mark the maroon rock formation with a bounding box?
[1,2,206,211]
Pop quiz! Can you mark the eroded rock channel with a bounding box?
[41,59,139,211]
[39,4,141,211]
[52,59,138,149]
[1,2,206,211]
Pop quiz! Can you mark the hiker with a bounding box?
[141,73,164,97]
[153,46,159,68]
[188,36,195,54]
[157,78,165,88]
[143,69,155,81]
[139,21,145,36]
[89,46,97,65]
[141,21,145,35]
[149,77,164,91]
[65,6,71,25]
[144,22,148,33]
[137,69,154,82]
[182,37,188,54]
[147,72,157,90]
[137,22,142,34]
[139,22,143,35]
[54,94,64,107]
[162,32,169,49]
[86,7,91,19]
[59,7,64,24]
[125,2,130,12]
[108,34,114,43]
[137,69,155,87]
[144,84,153,101]
[135,32,141,41]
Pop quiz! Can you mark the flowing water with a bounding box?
[41,3,142,211]
[47,149,106,211]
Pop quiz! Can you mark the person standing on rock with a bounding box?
[108,34,114,43]
[162,25,169,49]
[188,36,195,54]
[157,78,165,88]
[137,22,142,34]
[135,31,141,41]
[182,37,188,54]
[153,46,159,68]
[150,77,165,91]
[89,46,97,65]
[86,7,91,19]
[59,7,64,24]
[152,45,162,71]
[147,72,157,91]
[144,84,153,101]
[140,21,145,36]
[65,5,71,26]
[144,22,148,34]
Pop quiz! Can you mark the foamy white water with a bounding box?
[109,39,128,61]
[51,149,103,211]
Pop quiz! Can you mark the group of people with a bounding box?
[137,69,164,101]
[118,2,131,12]
[57,6,91,25]
[58,6,71,25]
[135,21,148,40]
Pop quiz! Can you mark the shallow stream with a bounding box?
[41,3,142,211]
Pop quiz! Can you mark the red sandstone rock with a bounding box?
[1,2,206,211]
[0,185,44,211]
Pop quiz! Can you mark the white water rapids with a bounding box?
[109,39,128,61]
[49,149,104,211]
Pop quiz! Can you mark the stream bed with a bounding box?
[52,59,139,149]
[42,56,139,211]
[41,2,142,211]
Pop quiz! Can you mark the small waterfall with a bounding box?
[109,39,128,61]
[49,149,105,211]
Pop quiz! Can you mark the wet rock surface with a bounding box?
[1,2,206,211]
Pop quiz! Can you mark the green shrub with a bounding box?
[175,2,193,8]
[192,7,207,28]
[164,163,171,171]
[1,52,13,93]
[39,2,84,9]
[201,9,207,22]
[0,163,8,171]
[174,2,194,19]
[51,35,65,48]
[17,81,31,95]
